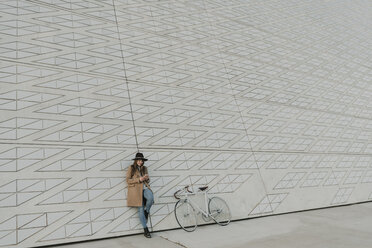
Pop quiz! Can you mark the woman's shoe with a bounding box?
[144,227,151,238]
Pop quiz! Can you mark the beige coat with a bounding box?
[126,165,151,207]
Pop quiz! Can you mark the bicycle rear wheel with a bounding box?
[174,200,197,232]
[208,197,231,226]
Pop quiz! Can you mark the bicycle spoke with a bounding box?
[208,197,231,226]
[174,200,197,232]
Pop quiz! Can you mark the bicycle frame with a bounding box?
[178,189,214,219]
[174,185,231,231]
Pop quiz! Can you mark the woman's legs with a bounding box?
[139,189,153,238]
[138,205,147,228]
[138,189,154,228]
[143,188,154,214]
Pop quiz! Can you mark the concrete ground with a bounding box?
[53,202,372,248]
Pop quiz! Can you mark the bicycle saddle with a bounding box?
[198,186,208,191]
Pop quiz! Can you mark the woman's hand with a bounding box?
[140,175,149,182]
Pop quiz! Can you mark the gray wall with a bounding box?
[0,0,371,247]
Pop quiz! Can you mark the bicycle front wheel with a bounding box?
[174,200,197,232]
[208,197,231,226]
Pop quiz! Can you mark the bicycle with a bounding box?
[173,185,231,232]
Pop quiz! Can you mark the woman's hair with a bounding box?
[130,160,146,178]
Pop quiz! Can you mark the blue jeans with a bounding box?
[139,188,154,228]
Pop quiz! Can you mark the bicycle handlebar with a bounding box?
[174,186,193,199]
[186,185,193,193]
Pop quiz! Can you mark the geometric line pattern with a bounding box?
[40,207,129,241]
[38,178,123,205]
[0,0,372,247]
[0,211,71,246]
[250,193,288,215]
[0,178,70,207]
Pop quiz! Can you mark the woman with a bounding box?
[126,152,154,238]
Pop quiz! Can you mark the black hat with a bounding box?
[132,152,148,161]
